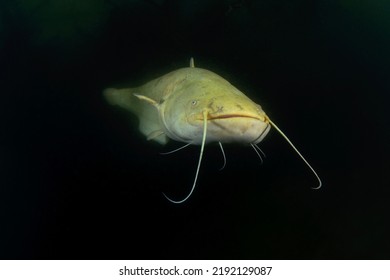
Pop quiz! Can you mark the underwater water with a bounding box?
[1,0,389,259]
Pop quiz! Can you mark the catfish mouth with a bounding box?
[203,113,268,123]
[207,113,261,120]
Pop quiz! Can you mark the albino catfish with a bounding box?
[104,58,322,203]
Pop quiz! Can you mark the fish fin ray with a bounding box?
[147,130,165,141]
[133,94,159,108]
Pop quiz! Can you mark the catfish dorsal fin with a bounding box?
[190,57,195,68]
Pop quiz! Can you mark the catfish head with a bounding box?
[159,68,271,145]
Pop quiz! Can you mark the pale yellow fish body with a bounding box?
[104,60,322,203]
[104,64,270,146]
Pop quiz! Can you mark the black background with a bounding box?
[1,0,389,259]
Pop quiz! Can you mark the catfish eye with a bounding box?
[191,100,198,107]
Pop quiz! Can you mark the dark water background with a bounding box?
[1,0,389,259]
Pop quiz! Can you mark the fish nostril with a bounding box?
[236,104,244,110]
[216,105,224,113]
